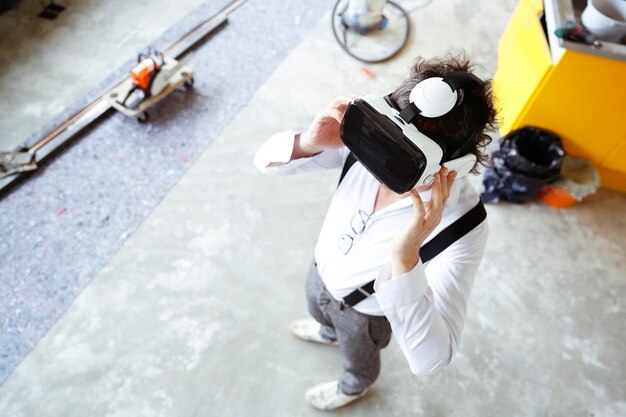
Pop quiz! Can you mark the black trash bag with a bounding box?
[481,127,564,204]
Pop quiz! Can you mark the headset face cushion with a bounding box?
[340,100,427,193]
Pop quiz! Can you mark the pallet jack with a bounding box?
[106,50,195,122]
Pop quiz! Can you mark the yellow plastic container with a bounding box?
[493,0,626,192]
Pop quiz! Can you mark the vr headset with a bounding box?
[339,71,483,194]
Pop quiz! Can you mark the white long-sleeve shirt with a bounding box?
[253,130,488,375]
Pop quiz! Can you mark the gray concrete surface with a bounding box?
[1,0,626,416]
[0,0,205,151]
[0,0,335,386]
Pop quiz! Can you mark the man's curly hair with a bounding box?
[389,53,499,173]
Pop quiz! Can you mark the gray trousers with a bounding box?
[305,261,392,395]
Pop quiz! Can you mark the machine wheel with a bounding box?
[137,112,149,123]
[184,77,194,89]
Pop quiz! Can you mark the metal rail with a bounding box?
[0,0,248,195]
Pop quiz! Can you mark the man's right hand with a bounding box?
[292,95,356,159]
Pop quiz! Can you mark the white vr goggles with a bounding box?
[340,71,484,193]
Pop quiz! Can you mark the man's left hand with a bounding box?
[390,168,456,278]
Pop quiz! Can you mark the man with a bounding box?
[253,55,497,410]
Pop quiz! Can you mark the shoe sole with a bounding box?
[304,381,368,410]
[291,332,339,346]
[289,321,339,346]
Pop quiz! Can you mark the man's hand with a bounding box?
[292,95,356,159]
[390,168,456,278]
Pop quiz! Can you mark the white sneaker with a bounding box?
[304,380,368,410]
[289,318,339,346]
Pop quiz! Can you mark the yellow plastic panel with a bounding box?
[597,166,626,192]
[525,0,544,15]
[517,50,626,166]
[602,135,626,172]
[493,0,553,134]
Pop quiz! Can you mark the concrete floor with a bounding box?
[0,0,335,387]
[0,0,206,151]
[1,0,625,416]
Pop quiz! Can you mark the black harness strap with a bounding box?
[338,152,358,187]
[341,200,486,308]
[335,153,487,308]
[419,201,486,263]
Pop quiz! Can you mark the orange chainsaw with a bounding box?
[121,50,192,109]
[121,51,163,108]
